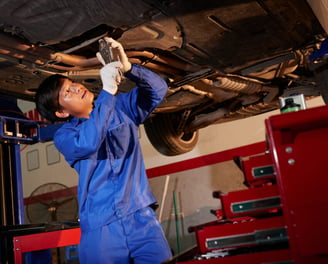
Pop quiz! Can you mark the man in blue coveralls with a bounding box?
[35,37,172,264]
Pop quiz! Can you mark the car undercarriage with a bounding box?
[0,0,327,155]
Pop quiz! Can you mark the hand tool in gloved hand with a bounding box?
[98,38,124,83]
[99,38,115,64]
[98,37,131,70]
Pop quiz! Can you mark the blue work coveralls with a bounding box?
[54,64,172,264]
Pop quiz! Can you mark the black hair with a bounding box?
[35,74,70,123]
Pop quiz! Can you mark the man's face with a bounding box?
[56,78,94,119]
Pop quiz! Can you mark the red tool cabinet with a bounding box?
[265,104,328,263]
[165,104,328,264]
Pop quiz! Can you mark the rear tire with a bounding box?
[144,113,199,156]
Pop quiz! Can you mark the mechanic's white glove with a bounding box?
[99,61,122,95]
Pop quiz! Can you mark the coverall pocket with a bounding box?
[107,123,131,158]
